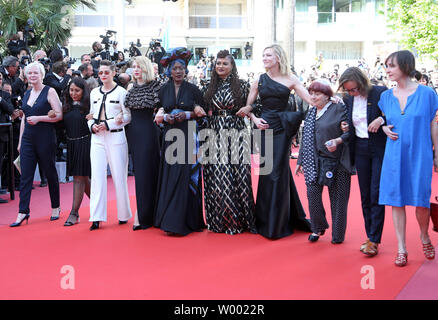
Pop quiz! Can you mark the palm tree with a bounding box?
[0,0,96,55]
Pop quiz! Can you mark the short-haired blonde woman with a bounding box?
[246,44,312,239]
[10,62,63,227]
[125,56,162,230]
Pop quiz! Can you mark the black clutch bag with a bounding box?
[317,156,338,187]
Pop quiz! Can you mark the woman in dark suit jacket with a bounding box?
[338,67,387,256]
[296,79,352,244]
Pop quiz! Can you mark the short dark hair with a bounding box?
[78,63,89,72]
[52,61,68,74]
[99,60,115,71]
[385,50,416,77]
[309,80,333,97]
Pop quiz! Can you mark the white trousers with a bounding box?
[89,130,132,222]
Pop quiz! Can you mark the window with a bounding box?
[296,0,309,12]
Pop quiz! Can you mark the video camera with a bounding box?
[20,55,31,66]
[38,57,51,67]
[67,57,77,68]
[100,30,118,49]
[124,39,142,58]
[149,38,162,50]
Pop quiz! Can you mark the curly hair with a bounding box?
[204,50,244,109]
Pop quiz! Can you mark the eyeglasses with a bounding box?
[98,70,112,76]
[344,87,359,94]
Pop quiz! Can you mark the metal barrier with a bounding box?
[0,123,15,200]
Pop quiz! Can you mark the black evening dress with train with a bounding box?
[255,73,311,239]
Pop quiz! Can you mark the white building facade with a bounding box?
[69,0,393,72]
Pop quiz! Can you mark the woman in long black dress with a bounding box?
[201,50,256,234]
[62,77,91,226]
[125,56,161,230]
[247,44,312,239]
[154,48,205,236]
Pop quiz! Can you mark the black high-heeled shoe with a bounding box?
[308,230,325,242]
[10,214,30,227]
[90,221,100,231]
[119,220,128,225]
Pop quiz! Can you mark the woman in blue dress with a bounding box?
[378,50,438,266]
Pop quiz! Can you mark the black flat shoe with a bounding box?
[133,225,142,231]
[119,220,128,225]
[10,214,30,227]
[90,221,100,231]
[331,240,343,244]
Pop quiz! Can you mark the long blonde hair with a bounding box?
[264,44,290,76]
[133,56,155,83]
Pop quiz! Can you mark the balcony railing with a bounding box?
[295,12,381,25]
[189,15,247,29]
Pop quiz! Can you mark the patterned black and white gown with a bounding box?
[201,77,256,234]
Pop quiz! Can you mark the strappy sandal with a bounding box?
[395,252,408,267]
[363,241,378,257]
[64,212,80,227]
[360,239,370,252]
[422,242,435,260]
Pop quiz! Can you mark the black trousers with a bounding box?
[19,136,59,214]
[306,168,351,242]
[355,138,385,243]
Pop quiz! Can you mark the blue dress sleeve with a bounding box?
[429,88,438,122]
[377,91,386,115]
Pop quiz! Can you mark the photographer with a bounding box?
[17,47,31,67]
[78,63,99,90]
[148,40,165,74]
[43,61,72,98]
[7,33,26,57]
[0,75,22,198]
[0,56,26,99]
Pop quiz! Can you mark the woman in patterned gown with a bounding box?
[201,50,256,234]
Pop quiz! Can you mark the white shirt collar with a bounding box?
[316,101,332,120]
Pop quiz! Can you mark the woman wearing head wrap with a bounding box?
[154,48,206,236]
[295,79,352,244]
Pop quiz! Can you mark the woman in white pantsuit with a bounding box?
[87,60,132,230]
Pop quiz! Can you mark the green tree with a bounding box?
[386,0,438,62]
[0,0,96,56]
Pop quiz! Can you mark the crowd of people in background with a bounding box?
[0,32,437,268]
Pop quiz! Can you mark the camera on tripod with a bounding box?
[100,30,118,49]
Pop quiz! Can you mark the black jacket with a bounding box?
[0,66,26,98]
[0,90,15,142]
[343,85,387,165]
[43,72,71,98]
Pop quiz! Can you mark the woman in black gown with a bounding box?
[125,56,161,230]
[153,48,206,236]
[61,77,91,226]
[247,44,312,239]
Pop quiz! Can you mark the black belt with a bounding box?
[110,129,123,133]
[212,109,237,116]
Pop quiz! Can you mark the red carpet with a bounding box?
[0,153,437,300]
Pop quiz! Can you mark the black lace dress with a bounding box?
[125,81,161,228]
